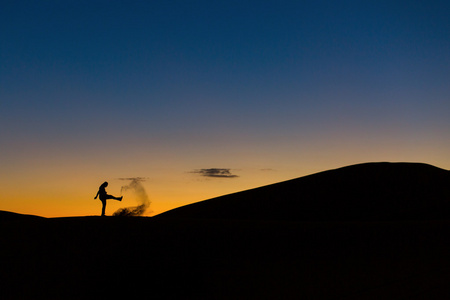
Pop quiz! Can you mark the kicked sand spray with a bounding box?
[113,177,150,217]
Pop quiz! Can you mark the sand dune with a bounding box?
[2,162,450,299]
[158,162,450,221]
[0,210,45,220]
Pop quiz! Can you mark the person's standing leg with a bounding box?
[101,200,106,216]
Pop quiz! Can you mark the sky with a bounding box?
[1,0,450,217]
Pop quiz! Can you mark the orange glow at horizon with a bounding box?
[2,143,449,218]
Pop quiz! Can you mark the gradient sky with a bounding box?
[2,0,450,217]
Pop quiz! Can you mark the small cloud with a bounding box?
[260,168,275,171]
[117,177,147,182]
[191,168,239,178]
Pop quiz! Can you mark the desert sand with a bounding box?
[2,162,450,299]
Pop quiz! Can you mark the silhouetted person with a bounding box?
[94,181,123,216]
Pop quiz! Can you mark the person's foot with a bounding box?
[119,196,123,201]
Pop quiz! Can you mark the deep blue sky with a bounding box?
[1,0,450,216]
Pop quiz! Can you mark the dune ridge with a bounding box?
[158,162,450,221]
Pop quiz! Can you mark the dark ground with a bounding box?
[2,212,450,299]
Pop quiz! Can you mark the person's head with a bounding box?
[101,181,108,188]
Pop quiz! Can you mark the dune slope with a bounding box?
[158,162,450,221]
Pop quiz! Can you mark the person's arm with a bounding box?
[94,191,99,199]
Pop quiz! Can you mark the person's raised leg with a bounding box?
[106,194,122,201]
